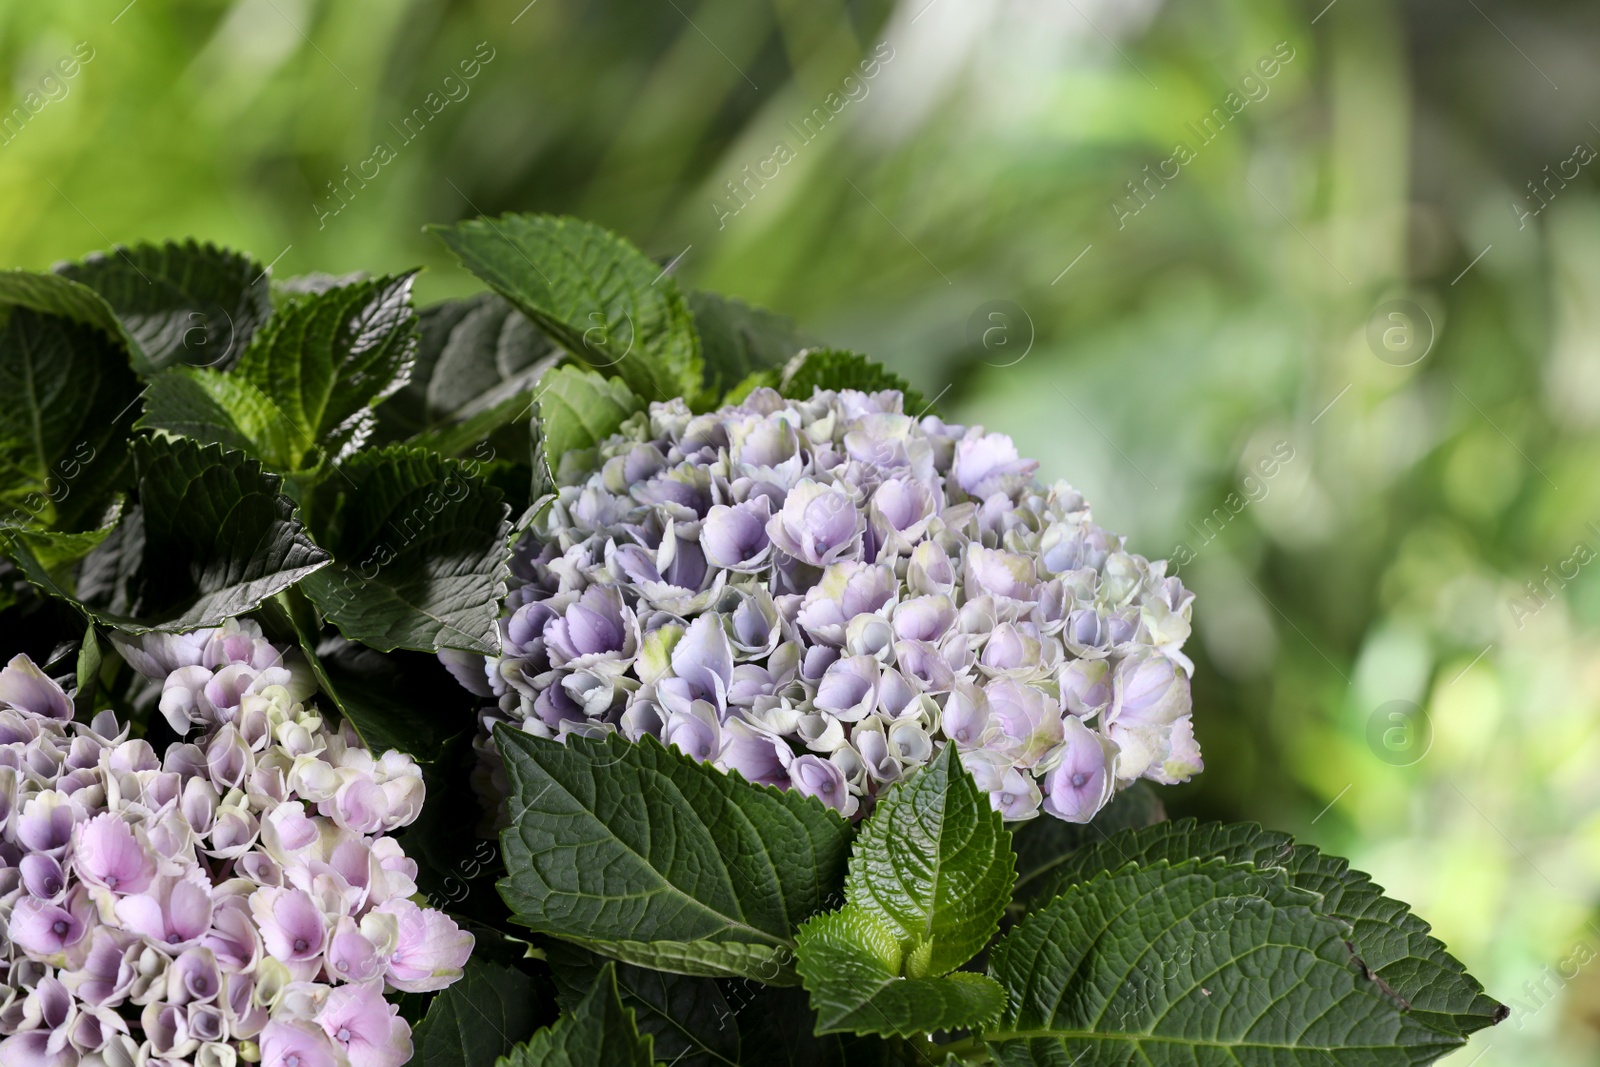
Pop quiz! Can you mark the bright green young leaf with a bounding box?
[495,729,853,983]
[300,445,510,655]
[795,908,1005,1038]
[137,367,304,469]
[720,369,782,405]
[232,273,419,468]
[410,957,543,1067]
[844,743,1014,976]
[1010,780,1166,904]
[23,438,331,632]
[535,365,644,480]
[0,303,141,532]
[1023,819,1506,1037]
[792,746,1012,1039]
[74,619,101,713]
[544,941,742,1067]
[431,214,700,402]
[689,290,804,402]
[499,963,652,1067]
[985,858,1465,1066]
[779,349,928,415]
[58,240,272,372]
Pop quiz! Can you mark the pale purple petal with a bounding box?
[702,499,774,572]
[0,655,72,721]
[952,432,1037,498]
[260,1020,338,1067]
[375,900,474,993]
[669,614,733,702]
[317,981,411,1067]
[788,754,856,816]
[1110,650,1191,727]
[254,888,326,962]
[74,813,156,895]
[8,896,86,956]
[0,1031,75,1067]
[1041,717,1118,823]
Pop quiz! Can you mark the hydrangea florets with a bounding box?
[0,620,473,1067]
[454,387,1201,824]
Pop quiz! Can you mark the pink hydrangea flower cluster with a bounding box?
[450,387,1200,824]
[0,621,473,1067]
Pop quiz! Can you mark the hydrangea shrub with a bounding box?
[0,622,471,1067]
[0,214,1501,1066]
[466,387,1199,828]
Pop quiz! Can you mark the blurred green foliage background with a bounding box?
[3,0,1597,1060]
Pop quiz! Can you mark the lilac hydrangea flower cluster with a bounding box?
[455,387,1200,824]
[0,621,473,1067]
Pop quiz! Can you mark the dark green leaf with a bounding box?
[132,438,329,626]
[690,290,804,401]
[57,240,271,372]
[384,303,543,512]
[0,303,141,532]
[844,743,1014,976]
[795,909,1005,1037]
[554,936,797,984]
[52,511,140,617]
[20,438,331,632]
[431,214,700,402]
[986,858,1464,1066]
[0,270,142,360]
[1010,781,1165,904]
[263,589,449,755]
[528,409,553,503]
[499,963,652,1067]
[406,391,538,464]
[232,273,419,468]
[136,367,303,469]
[411,957,543,1067]
[779,350,927,415]
[299,445,510,654]
[545,940,741,1067]
[536,365,644,479]
[730,984,898,1067]
[1023,819,1506,1036]
[4,499,124,587]
[270,272,367,302]
[495,730,853,983]
[0,570,83,668]
[384,294,557,433]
